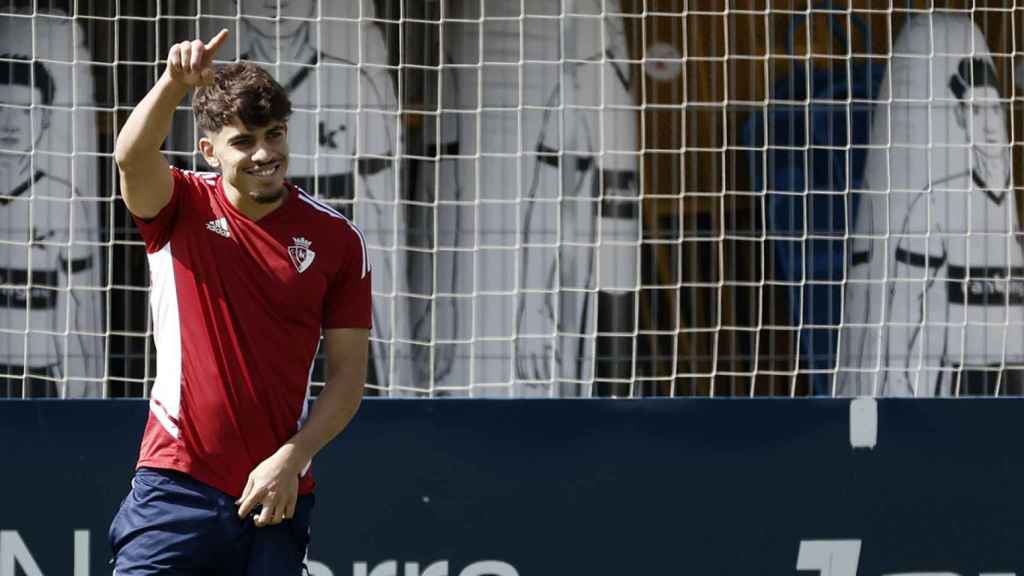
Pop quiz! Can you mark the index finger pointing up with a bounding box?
[203,28,230,63]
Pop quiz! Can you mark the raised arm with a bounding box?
[114,29,229,219]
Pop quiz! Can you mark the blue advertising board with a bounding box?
[1,399,1021,575]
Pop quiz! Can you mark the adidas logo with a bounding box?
[206,217,230,238]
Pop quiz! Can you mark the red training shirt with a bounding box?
[132,167,371,497]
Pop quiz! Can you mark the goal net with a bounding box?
[1,1,1020,398]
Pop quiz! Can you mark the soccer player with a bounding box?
[0,55,103,398]
[107,29,371,574]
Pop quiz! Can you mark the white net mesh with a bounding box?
[0,9,106,397]
[2,1,1022,398]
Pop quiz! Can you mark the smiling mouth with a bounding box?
[246,161,281,178]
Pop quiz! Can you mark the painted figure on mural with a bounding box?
[840,15,1024,396]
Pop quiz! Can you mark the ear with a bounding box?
[954,104,966,131]
[32,109,52,147]
[39,108,51,133]
[198,136,220,169]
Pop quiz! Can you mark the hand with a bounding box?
[166,28,229,88]
[236,445,305,527]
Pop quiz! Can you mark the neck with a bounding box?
[222,179,287,221]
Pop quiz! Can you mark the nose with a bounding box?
[0,108,19,132]
[984,108,1002,133]
[251,144,274,163]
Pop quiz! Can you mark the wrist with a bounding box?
[277,442,313,475]
[159,70,191,93]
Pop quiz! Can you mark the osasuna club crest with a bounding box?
[288,237,316,273]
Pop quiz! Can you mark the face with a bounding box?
[954,84,1009,189]
[201,118,290,205]
[956,85,1006,149]
[0,84,46,156]
[238,0,317,39]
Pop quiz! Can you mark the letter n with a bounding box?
[0,531,44,576]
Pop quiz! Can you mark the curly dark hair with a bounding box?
[193,62,292,133]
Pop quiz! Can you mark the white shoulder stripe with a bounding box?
[296,191,370,278]
[353,224,369,278]
[297,191,345,220]
[177,168,219,182]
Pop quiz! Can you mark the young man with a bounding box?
[108,30,371,574]
[0,55,102,398]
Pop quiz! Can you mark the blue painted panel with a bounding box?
[0,399,1021,575]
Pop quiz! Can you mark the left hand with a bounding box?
[236,446,304,527]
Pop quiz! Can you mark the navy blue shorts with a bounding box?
[109,467,314,575]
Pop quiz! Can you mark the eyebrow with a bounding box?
[227,124,285,143]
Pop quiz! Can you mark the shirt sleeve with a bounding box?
[131,167,194,253]
[323,229,372,330]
